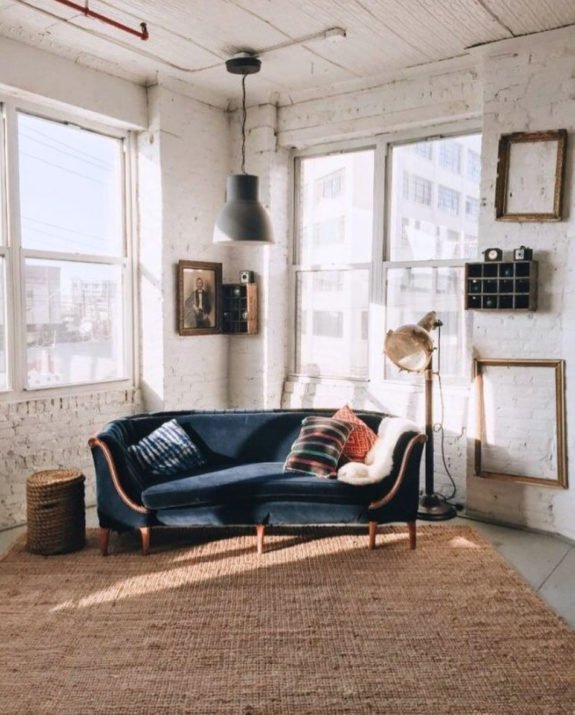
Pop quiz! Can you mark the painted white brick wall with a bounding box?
[0,388,142,529]
[139,86,231,412]
[467,33,575,540]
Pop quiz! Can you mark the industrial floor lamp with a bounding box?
[384,311,457,521]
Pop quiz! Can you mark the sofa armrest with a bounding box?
[89,436,150,516]
[367,432,427,510]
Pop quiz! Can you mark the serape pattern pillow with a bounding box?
[283,416,355,478]
[127,419,207,478]
[332,405,377,462]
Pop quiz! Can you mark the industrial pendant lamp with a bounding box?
[213,53,273,244]
[384,311,457,521]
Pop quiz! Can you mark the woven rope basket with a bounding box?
[26,470,86,555]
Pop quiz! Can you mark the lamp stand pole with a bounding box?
[418,365,457,521]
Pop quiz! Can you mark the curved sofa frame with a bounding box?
[89,425,426,556]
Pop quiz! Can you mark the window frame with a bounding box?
[0,96,136,398]
[289,122,481,388]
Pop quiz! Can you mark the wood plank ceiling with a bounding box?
[0,0,574,107]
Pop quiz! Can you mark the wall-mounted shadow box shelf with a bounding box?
[465,261,537,311]
[222,283,258,334]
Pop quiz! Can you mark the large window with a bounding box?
[294,149,374,379]
[292,132,481,384]
[387,133,482,378]
[0,107,131,392]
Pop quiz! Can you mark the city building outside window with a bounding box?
[403,173,432,206]
[312,310,343,338]
[313,217,345,247]
[465,195,480,220]
[439,140,462,173]
[438,185,460,216]
[467,149,481,182]
[415,141,433,160]
[0,106,132,393]
[315,169,344,200]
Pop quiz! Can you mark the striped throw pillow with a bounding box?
[283,416,355,478]
[332,405,377,462]
[127,419,207,478]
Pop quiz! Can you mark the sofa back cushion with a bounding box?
[99,410,385,490]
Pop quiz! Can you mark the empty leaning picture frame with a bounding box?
[494,129,567,221]
[474,358,567,489]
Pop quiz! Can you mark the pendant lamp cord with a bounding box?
[241,73,247,175]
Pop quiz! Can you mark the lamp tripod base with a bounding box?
[418,493,457,521]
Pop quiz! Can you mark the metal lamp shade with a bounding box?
[213,174,273,244]
[384,325,434,373]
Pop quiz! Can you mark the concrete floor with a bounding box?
[1,508,573,629]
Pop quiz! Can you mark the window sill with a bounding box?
[286,373,369,384]
[286,373,472,393]
[0,379,137,404]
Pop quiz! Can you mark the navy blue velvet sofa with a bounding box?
[89,409,426,555]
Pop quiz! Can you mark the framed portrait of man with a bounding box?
[177,260,222,335]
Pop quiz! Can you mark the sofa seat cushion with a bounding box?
[141,462,385,511]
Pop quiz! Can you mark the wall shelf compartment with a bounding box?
[222,283,258,334]
[465,261,537,311]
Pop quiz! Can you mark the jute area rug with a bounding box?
[1,525,574,715]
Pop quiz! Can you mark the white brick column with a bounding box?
[225,103,290,409]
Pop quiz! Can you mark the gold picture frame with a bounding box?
[474,358,567,489]
[177,260,222,336]
[494,129,567,222]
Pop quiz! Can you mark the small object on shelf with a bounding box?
[222,283,258,334]
[513,245,533,261]
[240,270,255,284]
[484,247,503,262]
[465,261,537,311]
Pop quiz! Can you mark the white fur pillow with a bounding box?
[337,417,420,485]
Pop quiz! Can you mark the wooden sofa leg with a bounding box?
[99,527,111,557]
[407,521,416,550]
[256,524,265,555]
[368,521,377,550]
[140,527,151,556]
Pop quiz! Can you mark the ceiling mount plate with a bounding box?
[225,52,261,75]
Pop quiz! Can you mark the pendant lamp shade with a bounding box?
[213,174,273,244]
[213,53,274,245]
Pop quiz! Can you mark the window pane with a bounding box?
[297,150,374,265]
[18,113,124,256]
[0,258,6,390]
[386,266,464,377]
[25,259,125,387]
[389,134,481,261]
[296,269,369,378]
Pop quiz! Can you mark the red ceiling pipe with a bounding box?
[51,0,149,40]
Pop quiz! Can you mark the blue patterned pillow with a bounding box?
[127,419,207,478]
